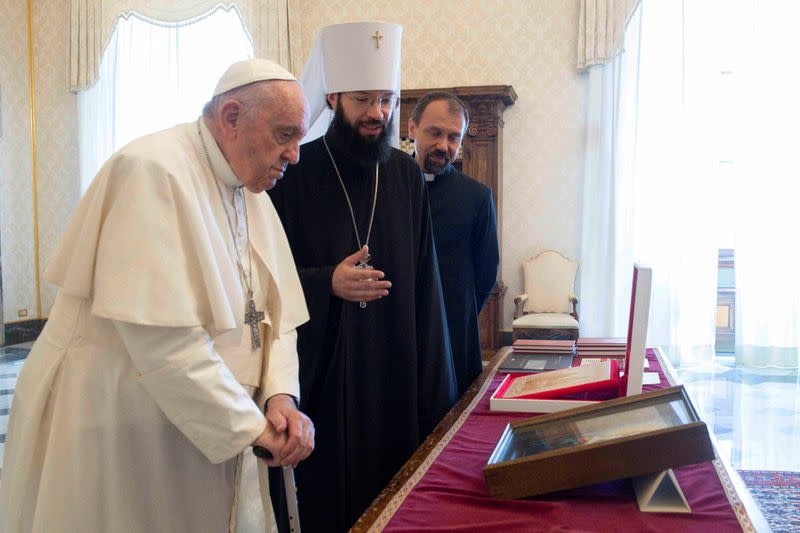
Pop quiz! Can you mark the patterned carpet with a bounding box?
[738,470,800,532]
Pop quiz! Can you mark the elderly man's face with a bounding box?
[408,100,465,175]
[228,81,309,193]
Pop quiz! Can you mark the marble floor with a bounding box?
[1,343,799,474]
[670,350,800,472]
[0,342,34,470]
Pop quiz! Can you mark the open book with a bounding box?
[501,360,620,399]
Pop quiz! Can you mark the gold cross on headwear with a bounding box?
[372,30,382,49]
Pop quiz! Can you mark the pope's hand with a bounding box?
[331,246,391,302]
[263,394,315,467]
[252,421,288,467]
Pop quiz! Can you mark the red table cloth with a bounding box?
[358,348,762,532]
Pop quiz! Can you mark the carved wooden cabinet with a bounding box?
[399,85,517,356]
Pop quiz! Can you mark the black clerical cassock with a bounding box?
[267,134,457,533]
[426,164,499,396]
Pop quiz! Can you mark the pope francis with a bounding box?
[0,59,314,533]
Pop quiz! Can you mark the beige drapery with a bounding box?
[577,0,641,71]
[69,0,302,92]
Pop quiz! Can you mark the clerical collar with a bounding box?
[413,153,453,181]
[198,118,241,190]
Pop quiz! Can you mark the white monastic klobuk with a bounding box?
[300,21,403,144]
[0,62,308,532]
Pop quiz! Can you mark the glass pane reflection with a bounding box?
[493,396,694,463]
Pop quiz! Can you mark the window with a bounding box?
[618,0,800,367]
[79,7,253,192]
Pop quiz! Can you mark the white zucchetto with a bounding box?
[212,58,296,98]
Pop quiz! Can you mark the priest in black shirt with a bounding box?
[267,22,457,533]
[409,92,500,397]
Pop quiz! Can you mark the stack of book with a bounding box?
[575,337,626,357]
[512,339,576,355]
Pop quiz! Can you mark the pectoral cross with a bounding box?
[244,291,265,349]
[354,252,374,309]
[372,30,382,49]
[355,251,372,270]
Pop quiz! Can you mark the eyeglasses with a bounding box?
[344,93,399,111]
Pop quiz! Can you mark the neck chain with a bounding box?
[197,119,265,348]
[322,134,379,309]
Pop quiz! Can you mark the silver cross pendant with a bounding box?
[355,252,372,271]
[244,291,265,349]
[354,252,373,309]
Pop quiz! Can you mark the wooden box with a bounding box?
[483,386,714,499]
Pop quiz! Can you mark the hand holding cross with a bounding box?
[331,246,391,304]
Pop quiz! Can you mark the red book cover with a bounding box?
[496,360,620,400]
[513,347,575,353]
[576,345,627,351]
[576,337,626,346]
[513,339,576,348]
[576,350,626,354]
[576,346,627,350]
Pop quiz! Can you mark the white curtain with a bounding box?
[578,3,641,336]
[576,0,643,335]
[69,0,295,92]
[630,0,720,365]
[734,0,800,368]
[577,0,640,71]
[77,26,117,193]
[576,56,629,338]
[581,0,800,369]
[579,1,720,366]
[577,2,641,338]
[78,7,253,191]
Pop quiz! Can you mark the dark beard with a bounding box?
[327,102,393,165]
[422,149,451,174]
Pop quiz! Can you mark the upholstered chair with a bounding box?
[512,250,579,340]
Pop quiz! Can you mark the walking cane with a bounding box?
[253,446,302,533]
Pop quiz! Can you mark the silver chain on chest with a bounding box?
[197,119,265,348]
[322,135,379,308]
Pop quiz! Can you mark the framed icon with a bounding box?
[484,386,714,499]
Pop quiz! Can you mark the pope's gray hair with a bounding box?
[202,81,280,122]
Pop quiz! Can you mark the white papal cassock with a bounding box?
[0,119,308,533]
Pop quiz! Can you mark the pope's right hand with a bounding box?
[252,421,288,467]
[331,246,391,302]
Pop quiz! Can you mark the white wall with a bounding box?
[31,0,81,314]
[0,0,35,322]
[0,0,80,323]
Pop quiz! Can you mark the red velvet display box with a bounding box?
[491,361,621,413]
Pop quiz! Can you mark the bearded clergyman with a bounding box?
[267,21,457,533]
[409,92,500,397]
